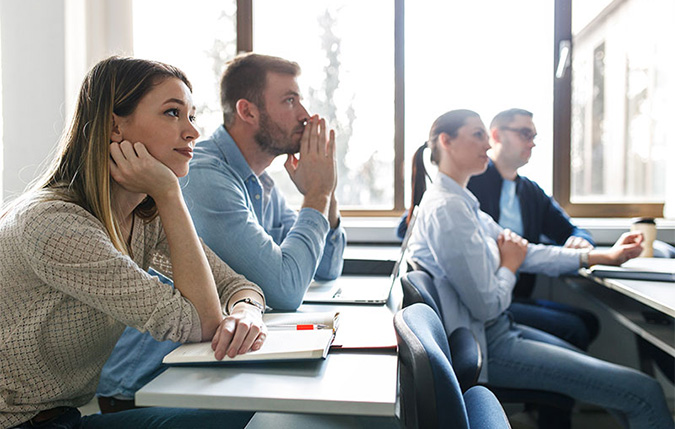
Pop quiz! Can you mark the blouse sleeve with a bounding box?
[20,201,202,343]
[422,198,514,322]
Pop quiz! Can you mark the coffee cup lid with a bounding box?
[632,217,655,224]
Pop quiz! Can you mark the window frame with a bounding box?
[240,0,659,218]
[237,0,406,217]
[553,0,663,218]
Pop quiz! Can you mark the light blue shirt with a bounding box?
[408,172,581,381]
[181,125,345,311]
[499,179,523,236]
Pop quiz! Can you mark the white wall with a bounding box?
[0,0,132,202]
[0,0,66,201]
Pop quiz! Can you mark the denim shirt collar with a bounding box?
[435,171,481,212]
[211,125,275,212]
[212,125,257,183]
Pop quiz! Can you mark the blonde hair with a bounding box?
[8,56,192,255]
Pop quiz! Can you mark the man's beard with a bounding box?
[254,110,303,156]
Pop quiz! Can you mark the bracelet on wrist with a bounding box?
[230,297,264,315]
[579,249,590,269]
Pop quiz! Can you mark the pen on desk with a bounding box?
[332,288,342,298]
[268,324,331,330]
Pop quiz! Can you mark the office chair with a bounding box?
[394,303,511,429]
[400,271,575,429]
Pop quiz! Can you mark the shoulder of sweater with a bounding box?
[13,196,95,226]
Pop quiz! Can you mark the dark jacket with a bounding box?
[467,160,594,297]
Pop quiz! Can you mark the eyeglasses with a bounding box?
[500,126,537,141]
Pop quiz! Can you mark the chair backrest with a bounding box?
[394,303,470,429]
[402,270,573,427]
[400,270,442,316]
[401,271,484,393]
[395,304,510,429]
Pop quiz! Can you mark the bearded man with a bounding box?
[95,53,345,413]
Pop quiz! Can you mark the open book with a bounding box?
[587,257,675,282]
[162,311,340,365]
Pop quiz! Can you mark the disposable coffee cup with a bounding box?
[631,217,656,258]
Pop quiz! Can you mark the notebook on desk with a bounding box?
[163,312,339,365]
[588,257,675,282]
[303,208,418,304]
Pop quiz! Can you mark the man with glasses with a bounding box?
[467,108,598,349]
[467,108,601,427]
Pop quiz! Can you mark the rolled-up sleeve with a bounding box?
[183,160,337,311]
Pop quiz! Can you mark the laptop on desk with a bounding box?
[303,208,418,304]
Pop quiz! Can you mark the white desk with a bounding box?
[579,270,675,318]
[135,352,397,416]
[569,271,674,358]
[136,289,402,418]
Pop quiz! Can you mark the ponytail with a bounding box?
[405,142,432,228]
[405,109,481,228]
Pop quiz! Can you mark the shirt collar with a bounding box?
[212,125,257,183]
[435,171,480,210]
[211,125,275,194]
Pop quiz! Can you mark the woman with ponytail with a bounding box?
[0,56,265,429]
[406,109,673,428]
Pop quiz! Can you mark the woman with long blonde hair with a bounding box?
[0,56,266,428]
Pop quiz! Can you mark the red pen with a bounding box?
[268,324,330,330]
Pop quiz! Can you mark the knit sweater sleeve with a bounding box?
[20,200,202,343]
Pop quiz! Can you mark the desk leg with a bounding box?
[637,335,675,383]
[636,335,656,376]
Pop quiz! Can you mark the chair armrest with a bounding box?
[464,386,511,429]
[448,327,482,393]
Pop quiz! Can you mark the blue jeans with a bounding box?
[509,298,599,350]
[486,313,674,428]
[12,406,253,428]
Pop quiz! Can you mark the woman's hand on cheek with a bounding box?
[109,140,177,197]
[211,307,267,360]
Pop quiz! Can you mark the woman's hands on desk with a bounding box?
[211,303,267,360]
[589,231,644,266]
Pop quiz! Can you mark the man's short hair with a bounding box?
[220,53,301,126]
[490,108,533,130]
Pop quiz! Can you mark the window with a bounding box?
[405,0,555,205]
[137,0,669,218]
[251,0,396,211]
[133,0,237,137]
[247,0,556,214]
[555,0,674,217]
